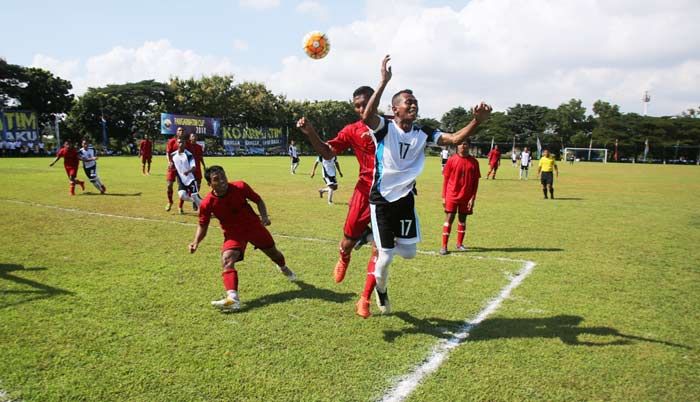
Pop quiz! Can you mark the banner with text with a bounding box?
[160,113,221,137]
[222,127,285,148]
[1,111,39,142]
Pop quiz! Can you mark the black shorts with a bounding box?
[323,174,337,187]
[83,165,97,179]
[291,156,300,164]
[441,158,448,166]
[540,171,554,185]
[370,193,420,249]
[177,176,199,194]
[520,165,529,171]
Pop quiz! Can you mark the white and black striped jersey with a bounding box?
[171,149,196,186]
[78,146,97,169]
[370,116,442,204]
[288,145,298,158]
[317,155,337,178]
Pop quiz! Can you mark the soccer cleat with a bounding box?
[375,289,391,315]
[165,203,173,212]
[356,296,371,319]
[354,227,374,250]
[178,207,184,215]
[211,296,240,312]
[78,181,85,191]
[100,185,106,194]
[319,189,324,198]
[439,248,449,255]
[333,258,349,283]
[455,245,468,252]
[192,202,198,211]
[279,266,297,282]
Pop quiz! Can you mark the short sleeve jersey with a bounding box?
[187,142,204,171]
[520,151,531,166]
[57,147,79,168]
[326,120,375,195]
[198,181,262,235]
[442,154,481,201]
[140,140,152,156]
[317,155,337,177]
[370,116,442,204]
[538,156,557,172]
[288,145,298,158]
[78,146,97,169]
[171,149,196,185]
[441,149,449,160]
[488,149,501,164]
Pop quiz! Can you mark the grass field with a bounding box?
[1,155,699,401]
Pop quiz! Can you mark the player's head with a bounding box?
[290,140,295,145]
[352,86,374,117]
[205,165,229,195]
[523,147,528,152]
[177,136,187,151]
[457,138,470,156]
[391,89,418,122]
[176,127,184,136]
[543,148,550,157]
[144,134,149,140]
[494,145,499,150]
[189,132,197,142]
[81,138,89,148]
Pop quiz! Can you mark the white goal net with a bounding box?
[563,147,608,163]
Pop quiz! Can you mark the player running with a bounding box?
[188,132,206,188]
[139,134,153,175]
[310,154,343,204]
[171,136,203,214]
[296,85,378,292]
[288,140,300,174]
[165,128,184,211]
[358,55,491,318]
[440,138,480,255]
[49,140,85,196]
[486,144,501,179]
[78,138,106,194]
[189,165,296,312]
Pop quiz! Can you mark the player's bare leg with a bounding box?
[260,246,296,281]
[166,180,174,211]
[335,236,356,283]
[212,249,241,312]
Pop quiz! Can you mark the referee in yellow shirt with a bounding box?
[537,149,559,199]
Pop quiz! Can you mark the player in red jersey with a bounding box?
[187,132,206,187]
[139,134,153,175]
[49,140,85,195]
[296,86,381,317]
[165,127,184,211]
[440,138,481,255]
[486,144,501,179]
[189,165,296,312]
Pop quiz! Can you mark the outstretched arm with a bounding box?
[335,160,343,177]
[255,199,271,226]
[362,55,392,131]
[189,224,209,253]
[310,160,319,178]
[437,102,492,146]
[49,154,61,167]
[296,117,336,160]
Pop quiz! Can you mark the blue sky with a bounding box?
[4,0,700,118]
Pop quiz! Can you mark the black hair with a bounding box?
[352,86,374,99]
[391,89,414,106]
[204,165,226,183]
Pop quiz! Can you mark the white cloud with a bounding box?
[233,39,249,51]
[238,0,279,10]
[31,54,80,81]
[296,0,330,21]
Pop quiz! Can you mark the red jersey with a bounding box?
[139,139,153,157]
[187,142,204,171]
[487,149,501,165]
[442,154,481,201]
[166,137,179,162]
[326,120,375,195]
[199,181,262,236]
[57,147,79,168]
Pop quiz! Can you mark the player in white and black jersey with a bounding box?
[519,147,532,180]
[78,138,106,194]
[440,147,449,172]
[358,55,492,316]
[310,155,343,204]
[171,137,202,214]
[288,140,300,174]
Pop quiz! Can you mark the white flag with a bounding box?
[490,137,494,150]
[536,136,542,158]
[644,138,649,161]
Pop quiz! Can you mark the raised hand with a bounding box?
[473,102,492,123]
[296,117,315,135]
[380,54,392,84]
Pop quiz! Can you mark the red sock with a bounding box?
[442,222,451,248]
[69,183,75,195]
[362,249,378,298]
[178,199,184,208]
[457,223,466,246]
[222,268,238,291]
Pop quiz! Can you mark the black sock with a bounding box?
[550,188,554,198]
[543,188,548,198]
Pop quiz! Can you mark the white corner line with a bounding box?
[380,259,537,402]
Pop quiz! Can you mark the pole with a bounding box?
[55,114,60,148]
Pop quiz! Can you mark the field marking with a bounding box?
[4,198,537,402]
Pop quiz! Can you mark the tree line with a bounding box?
[2,59,699,151]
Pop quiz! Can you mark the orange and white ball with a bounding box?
[303,31,330,60]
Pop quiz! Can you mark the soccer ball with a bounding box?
[303,31,330,60]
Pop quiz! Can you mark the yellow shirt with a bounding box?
[538,156,557,172]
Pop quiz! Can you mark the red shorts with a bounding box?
[444,198,474,215]
[221,219,275,261]
[64,166,77,178]
[141,155,152,163]
[166,167,177,182]
[489,161,499,169]
[344,188,371,239]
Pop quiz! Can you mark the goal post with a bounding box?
[563,147,608,163]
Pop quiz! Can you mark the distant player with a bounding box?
[486,144,501,179]
[188,132,206,187]
[139,134,153,175]
[288,140,300,174]
[440,138,480,255]
[165,127,184,211]
[49,140,85,195]
[357,55,491,318]
[519,147,531,180]
[296,85,378,291]
[537,149,559,199]
[440,147,449,172]
[310,154,343,204]
[189,165,296,312]
[511,149,518,166]
[78,138,106,194]
[171,136,202,214]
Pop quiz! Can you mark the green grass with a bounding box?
[1,156,699,401]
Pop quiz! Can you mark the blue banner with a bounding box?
[160,113,221,137]
[1,110,39,142]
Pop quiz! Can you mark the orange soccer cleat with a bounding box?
[355,296,371,319]
[333,258,349,283]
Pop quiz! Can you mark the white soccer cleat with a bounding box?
[455,245,468,252]
[279,266,297,282]
[211,296,240,312]
[375,289,391,315]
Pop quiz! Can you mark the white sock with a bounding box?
[328,189,334,203]
[226,290,238,300]
[373,248,394,292]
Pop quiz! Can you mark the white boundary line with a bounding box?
[4,198,537,402]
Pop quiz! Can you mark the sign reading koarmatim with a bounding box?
[222,127,285,148]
